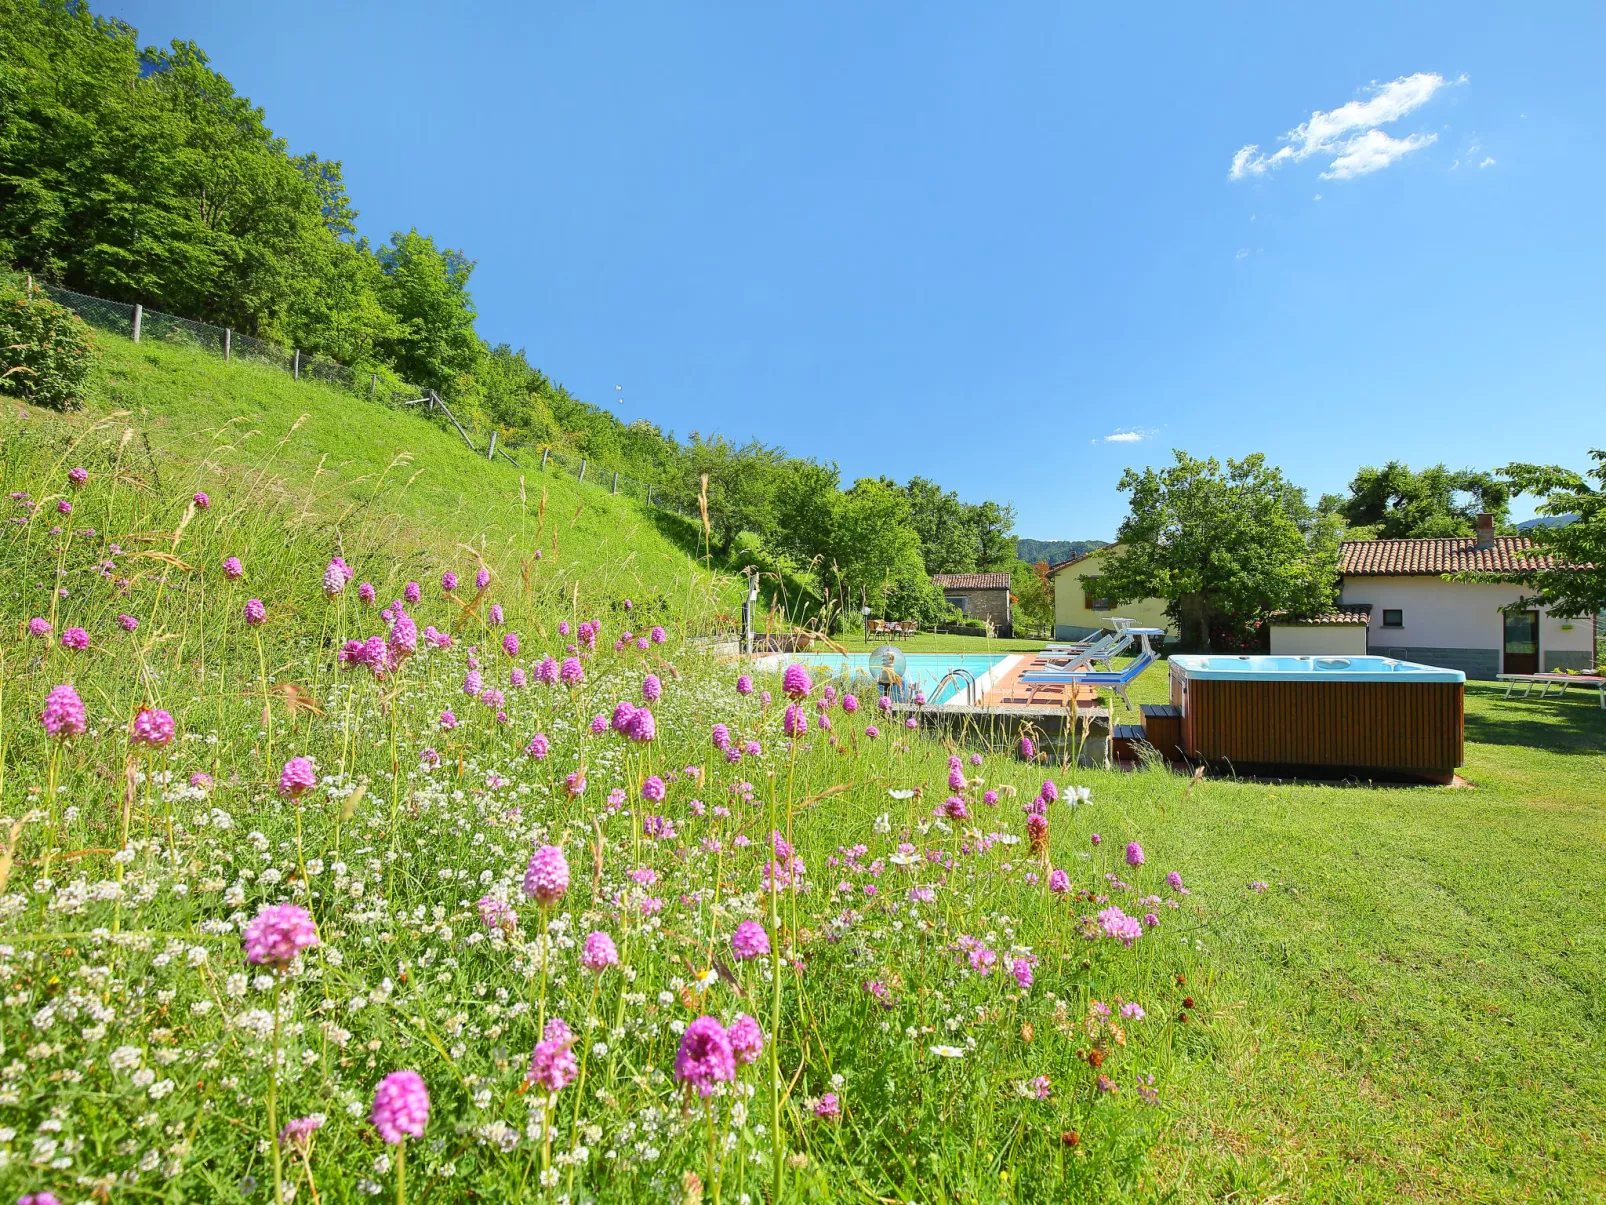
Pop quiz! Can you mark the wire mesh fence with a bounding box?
[4,272,687,519]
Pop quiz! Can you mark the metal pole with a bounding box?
[611,471,619,494]
[370,374,377,398]
[292,349,300,380]
[487,432,497,460]
[578,460,587,484]
[540,447,550,469]
[224,328,231,361]
[647,486,653,507]
[131,304,142,343]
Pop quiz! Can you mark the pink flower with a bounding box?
[565,772,586,796]
[117,613,138,631]
[864,724,880,739]
[814,1092,841,1119]
[475,567,491,590]
[1120,1001,1146,1020]
[439,710,457,731]
[39,684,86,740]
[243,903,318,967]
[441,571,458,592]
[405,580,421,604]
[1125,841,1144,867]
[782,663,813,698]
[727,1013,764,1065]
[523,844,570,906]
[627,708,656,743]
[358,581,376,604]
[783,703,809,742]
[67,467,88,487]
[944,795,968,820]
[731,920,770,960]
[528,1032,579,1093]
[190,771,213,791]
[736,674,754,695]
[641,775,666,802]
[1019,735,1035,760]
[60,626,88,651]
[1166,870,1185,891]
[1048,868,1070,895]
[525,733,549,760]
[650,625,666,644]
[642,674,661,702]
[419,747,440,768]
[192,491,211,509]
[1097,905,1143,947]
[27,617,50,638]
[489,603,503,625]
[674,1015,735,1098]
[222,556,243,579]
[322,561,347,597]
[1011,957,1034,990]
[1090,832,1102,846]
[371,1071,429,1144]
[244,598,266,626]
[1029,1075,1051,1100]
[581,930,619,973]
[56,499,71,515]
[130,707,175,747]
[278,756,317,798]
[279,1115,323,1150]
[842,694,859,713]
[502,632,519,657]
[559,656,584,686]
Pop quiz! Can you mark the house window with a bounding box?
[1083,592,1111,612]
[1382,609,1403,628]
[946,595,970,616]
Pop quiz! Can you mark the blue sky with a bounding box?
[108,1,1604,538]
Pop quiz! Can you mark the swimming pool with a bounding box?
[755,652,1010,704]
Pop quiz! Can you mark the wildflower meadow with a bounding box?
[0,412,1215,1204]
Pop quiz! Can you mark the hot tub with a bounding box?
[1168,655,1465,783]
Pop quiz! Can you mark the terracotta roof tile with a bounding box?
[1339,536,1575,576]
[1270,603,1372,627]
[931,572,1012,590]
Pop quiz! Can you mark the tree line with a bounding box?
[0,1,1058,631]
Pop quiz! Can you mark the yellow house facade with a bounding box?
[1047,546,1177,641]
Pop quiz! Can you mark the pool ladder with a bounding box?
[931,667,979,707]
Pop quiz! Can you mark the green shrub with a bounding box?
[0,285,98,410]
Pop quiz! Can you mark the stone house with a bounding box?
[931,572,1012,636]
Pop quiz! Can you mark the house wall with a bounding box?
[1268,625,1369,656]
[1338,576,1595,678]
[943,588,1010,630]
[1051,548,1177,641]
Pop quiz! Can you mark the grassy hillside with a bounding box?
[82,334,737,623]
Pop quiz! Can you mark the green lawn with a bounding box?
[1125,682,1606,1202]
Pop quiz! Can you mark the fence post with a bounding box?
[647,486,653,507]
[611,471,619,494]
[578,460,587,484]
[224,328,231,361]
[540,447,550,470]
[370,374,377,398]
[487,432,497,460]
[292,349,300,380]
[131,304,142,343]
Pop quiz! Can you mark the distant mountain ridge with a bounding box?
[1017,538,1108,565]
[1515,514,1578,530]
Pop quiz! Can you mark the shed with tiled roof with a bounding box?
[931,572,1013,635]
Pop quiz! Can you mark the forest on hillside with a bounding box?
[0,0,1062,630]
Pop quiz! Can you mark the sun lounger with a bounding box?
[1497,672,1605,708]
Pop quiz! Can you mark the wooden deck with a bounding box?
[979,650,1100,709]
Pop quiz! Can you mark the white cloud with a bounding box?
[1104,430,1146,443]
[1320,129,1437,179]
[1230,72,1449,182]
[1479,156,1496,168]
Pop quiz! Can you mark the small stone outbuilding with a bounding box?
[931,572,1012,636]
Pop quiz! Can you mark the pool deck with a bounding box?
[974,650,1101,709]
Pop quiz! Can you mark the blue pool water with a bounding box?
[757,652,1009,704]
[1170,654,1465,683]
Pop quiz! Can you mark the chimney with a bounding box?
[1475,512,1495,550]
